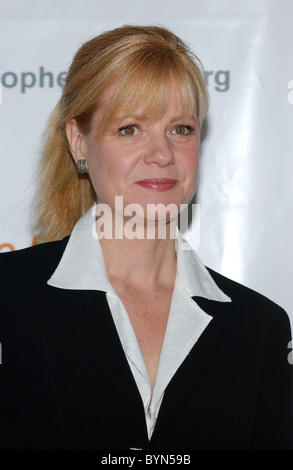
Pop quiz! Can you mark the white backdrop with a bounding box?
[0,0,292,328]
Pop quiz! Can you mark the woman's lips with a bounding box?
[136,178,178,192]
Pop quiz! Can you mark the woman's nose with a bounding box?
[143,135,175,167]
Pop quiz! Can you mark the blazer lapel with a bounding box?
[151,297,231,441]
[46,282,232,444]
[47,285,148,440]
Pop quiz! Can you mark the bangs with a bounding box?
[95,58,200,139]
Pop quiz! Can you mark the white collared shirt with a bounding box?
[48,204,231,439]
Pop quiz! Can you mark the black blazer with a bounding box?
[0,237,292,450]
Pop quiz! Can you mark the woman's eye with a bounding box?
[119,125,138,136]
[173,125,192,135]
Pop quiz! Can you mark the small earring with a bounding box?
[76,159,88,174]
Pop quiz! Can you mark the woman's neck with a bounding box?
[99,234,177,291]
[95,207,178,289]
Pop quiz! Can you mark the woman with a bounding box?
[0,25,292,450]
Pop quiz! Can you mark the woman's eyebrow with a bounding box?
[112,113,197,124]
[169,114,197,122]
[112,113,145,123]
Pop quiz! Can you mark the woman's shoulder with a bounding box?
[0,236,69,284]
[205,266,290,328]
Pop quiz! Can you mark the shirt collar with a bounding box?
[175,234,231,301]
[47,203,231,303]
[48,204,114,293]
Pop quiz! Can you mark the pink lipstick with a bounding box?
[136,178,178,192]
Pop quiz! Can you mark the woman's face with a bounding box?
[68,78,200,223]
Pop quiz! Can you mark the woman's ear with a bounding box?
[65,119,86,164]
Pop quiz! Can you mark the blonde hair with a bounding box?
[33,24,209,242]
